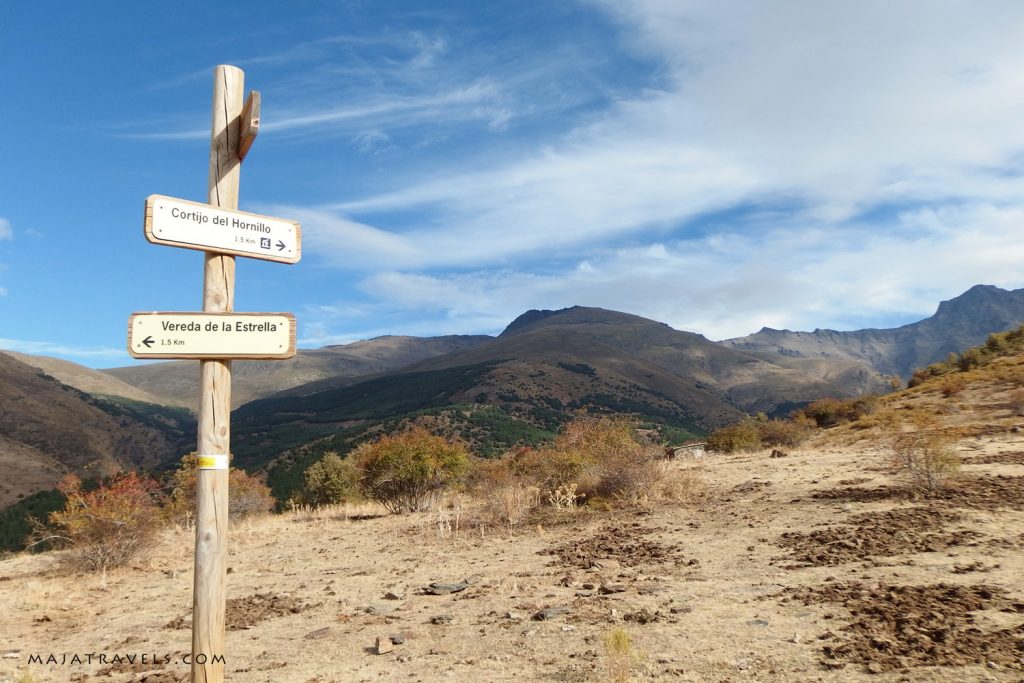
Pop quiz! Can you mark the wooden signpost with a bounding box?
[129,65,299,683]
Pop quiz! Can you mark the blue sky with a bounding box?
[3,1,1024,368]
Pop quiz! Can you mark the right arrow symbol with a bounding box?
[142,336,155,348]
[276,240,286,251]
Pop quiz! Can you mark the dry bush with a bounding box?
[351,427,471,513]
[40,473,163,572]
[1009,387,1024,416]
[508,444,590,493]
[938,375,968,397]
[576,444,663,506]
[890,432,961,491]
[799,396,878,428]
[758,415,814,448]
[468,458,541,527]
[165,453,275,524]
[514,414,667,508]
[650,464,705,503]
[303,452,361,506]
[228,469,276,519]
[706,420,761,453]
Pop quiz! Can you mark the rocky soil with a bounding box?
[2,437,1023,682]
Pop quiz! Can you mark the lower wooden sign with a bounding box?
[128,312,295,359]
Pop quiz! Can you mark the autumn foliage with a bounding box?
[165,453,275,524]
[45,472,163,572]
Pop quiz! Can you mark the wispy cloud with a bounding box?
[0,339,127,361]
[0,218,12,240]
[309,201,1024,340]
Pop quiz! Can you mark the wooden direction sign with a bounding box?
[128,312,295,359]
[144,194,301,264]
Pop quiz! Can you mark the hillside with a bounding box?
[723,284,1024,379]
[4,344,1023,682]
[102,334,490,409]
[1,351,169,405]
[232,307,879,501]
[0,353,195,507]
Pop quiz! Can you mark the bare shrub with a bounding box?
[41,473,163,572]
[891,432,961,491]
[468,458,540,527]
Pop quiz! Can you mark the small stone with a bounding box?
[656,654,676,664]
[305,627,331,640]
[670,605,693,614]
[365,604,396,615]
[389,634,406,645]
[790,633,801,644]
[431,614,453,625]
[575,590,594,598]
[987,661,999,669]
[734,658,751,670]
[581,583,596,590]
[748,619,769,627]
[521,627,539,637]
[560,625,576,632]
[375,637,393,655]
[534,607,571,621]
[867,662,885,674]
[397,655,412,663]
[599,583,628,595]
[505,611,525,621]
[384,591,405,601]
[424,582,470,595]
[591,558,621,570]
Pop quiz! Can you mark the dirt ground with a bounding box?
[2,436,1023,682]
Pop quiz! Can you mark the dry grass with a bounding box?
[602,626,634,683]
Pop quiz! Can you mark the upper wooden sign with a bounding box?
[144,194,301,264]
[127,312,296,360]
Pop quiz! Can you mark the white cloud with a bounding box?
[290,2,1024,339]
[0,218,12,240]
[0,339,127,361]
[324,202,1024,340]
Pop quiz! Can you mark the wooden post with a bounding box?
[192,64,244,683]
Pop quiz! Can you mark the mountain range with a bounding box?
[3,283,1023,506]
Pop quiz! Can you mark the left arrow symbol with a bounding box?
[142,336,155,348]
